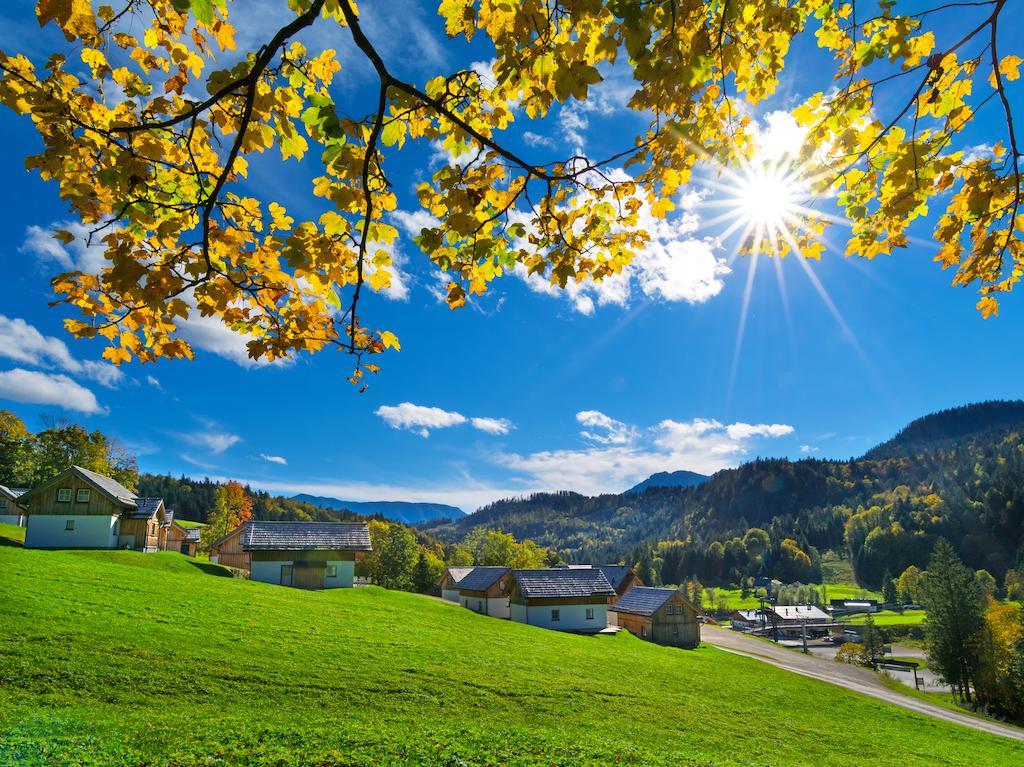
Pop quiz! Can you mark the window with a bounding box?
[65,519,75,531]
[326,565,337,578]
[641,625,647,638]
[0,499,7,509]
[586,608,594,620]
[280,565,294,586]
[57,488,72,503]
[477,600,484,612]
[76,488,90,503]
[551,609,560,622]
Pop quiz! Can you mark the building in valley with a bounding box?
[438,566,475,602]
[20,466,168,551]
[164,520,202,556]
[595,565,642,604]
[609,587,700,648]
[454,566,512,618]
[213,520,372,589]
[0,484,28,527]
[506,568,616,633]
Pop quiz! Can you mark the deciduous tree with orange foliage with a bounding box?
[201,479,253,548]
[0,0,1020,383]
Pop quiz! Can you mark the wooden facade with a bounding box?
[164,522,199,556]
[610,588,700,649]
[209,523,250,570]
[21,473,121,518]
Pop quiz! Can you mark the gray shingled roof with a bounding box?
[184,527,202,542]
[242,521,372,551]
[609,587,678,617]
[73,465,137,506]
[0,485,28,500]
[597,565,632,592]
[126,497,165,519]
[456,566,509,592]
[512,568,615,599]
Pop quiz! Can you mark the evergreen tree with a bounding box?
[923,539,986,703]
[860,615,885,666]
[881,568,897,604]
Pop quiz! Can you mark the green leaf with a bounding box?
[189,0,214,24]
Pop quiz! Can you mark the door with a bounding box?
[294,563,326,590]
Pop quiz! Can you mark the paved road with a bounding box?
[702,626,1024,742]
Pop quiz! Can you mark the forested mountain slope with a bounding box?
[428,402,1024,587]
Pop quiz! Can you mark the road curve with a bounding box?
[701,626,1024,742]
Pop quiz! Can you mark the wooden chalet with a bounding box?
[438,566,475,602]
[213,520,372,588]
[609,587,700,648]
[20,466,168,551]
[454,566,512,618]
[506,568,616,633]
[595,565,642,604]
[164,521,202,557]
[0,484,28,527]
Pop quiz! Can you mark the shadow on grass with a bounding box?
[0,535,24,548]
[188,560,233,577]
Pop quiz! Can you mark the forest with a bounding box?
[428,402,1024,590]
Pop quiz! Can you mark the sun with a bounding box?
[734,161,805,233]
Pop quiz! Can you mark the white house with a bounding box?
[438,566,475,602]
[507,568,616,633]
[454,566,512,618]
[0,484,28,527]
[20,466,167,550]
[241,521,372,589]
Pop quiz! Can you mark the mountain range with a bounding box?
[626,469,709,493]
[427,400,1024,586]
[292,494,465,525]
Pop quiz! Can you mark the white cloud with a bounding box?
[510,167,731,315]
[145,375,163,391]
[725,422,795,440]
[499,414,795,495]
[176,307,284,369]
[755,110,807,161]
[260,453,288,465]
[20,221,109,274]
[471,417,514,435]
[0,368,104,414]
[391,209,440,238]
[576,410,637,445]
[0,314,123,388]
[184,431,241,454]
[800,444,820,454]
[522,131,554,148]
[376,402,514,438]
[375,402,467,437]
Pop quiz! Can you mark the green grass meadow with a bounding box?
[1,527,1021,766]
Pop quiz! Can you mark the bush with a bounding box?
[835,642,866,665]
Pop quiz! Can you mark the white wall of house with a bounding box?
[324,559,355,588]
[510,602,607,631]
[25,514,118,549]
[441,588,461,603]
[460,594,511,619]
[250,558,355,588]
[251,560,293,585]
[0,513,25,527]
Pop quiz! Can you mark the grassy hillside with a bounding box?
[1,539,1021,766]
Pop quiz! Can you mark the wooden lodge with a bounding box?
[164,521,202,557]
[595,565,642,604]
[0,484,28,527]
[212,520,372,589]
[506,568,616,633]
[438,566,475,602]
[609,587,700,648]
[454,566,512,618]
[19,466,169,551]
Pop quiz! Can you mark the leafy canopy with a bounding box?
[0,0,1020,383]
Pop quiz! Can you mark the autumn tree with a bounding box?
[413,549,445,594]
[0,0,1019,381]
[201,479,253,548]
[897,564,926,604]
[0,411,34,487]
[859,615,885,666]
[464,528,547,569]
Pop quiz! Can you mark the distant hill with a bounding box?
[626,470,709,494]
[427,400,1024,588]
[292,494,464,524]
[865,400,1024,458]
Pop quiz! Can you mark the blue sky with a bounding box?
[0,1,1021,512]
